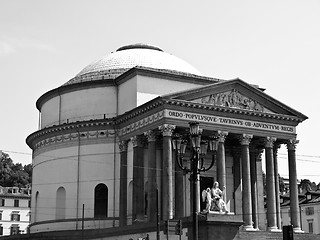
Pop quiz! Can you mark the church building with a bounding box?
[26,43,309,239]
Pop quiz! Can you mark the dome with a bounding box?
[64,43,201,85]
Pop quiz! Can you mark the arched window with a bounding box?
[56,187,66,219]
[34,191,39,223]
[94,183,108,218]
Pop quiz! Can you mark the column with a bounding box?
[265,137,278,231]
[174,140,184,218]
[287,139,302,232]
[273,143,281,230]
[232,147,242,215]
[144,130,157,222]
[119,140,128,226]
[249,146,258,230]
[159,124,176,220]
[255,147,266,231]
[240,134,254,230]
[131,135,145,222]
[216,131,228,201]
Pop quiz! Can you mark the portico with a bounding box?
[117,78,307,233]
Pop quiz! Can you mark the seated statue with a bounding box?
[202,181,228,213]
[211,181,228,213]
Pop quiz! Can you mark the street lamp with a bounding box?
[172,122,218,240]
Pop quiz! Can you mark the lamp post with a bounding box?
[172,122,218,240]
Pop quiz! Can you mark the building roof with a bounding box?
[0,186,31,199]
[64,43,201,86]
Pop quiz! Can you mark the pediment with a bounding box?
[191,89,274,114]
[164,79,307,120]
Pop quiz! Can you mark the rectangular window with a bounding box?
[10,225,19,235]
[11,212,20,221]
[306,207,314,215]
[0,211,2,220]
[0,225,3,236]
[14,199,19,207]
[1,199,4,207]
[308,220,314,233]
[28,200,31,208]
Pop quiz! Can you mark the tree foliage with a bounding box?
[0,151,32,188]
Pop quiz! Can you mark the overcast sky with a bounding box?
[1,0,319,182]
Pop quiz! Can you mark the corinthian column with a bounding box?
[249,145,258,230]
[255,147,266,230]
[158,124,176,220]
[216,131,228,202]
[144,130,157,222]
[119,140,128,226]
[287,139,302,232]
[265,137,278,231]
[273,143,281,230]
[239,134,254,230]
[131,135,145,222]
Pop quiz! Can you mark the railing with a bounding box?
[41,113,116,129]
[30,217,119,233]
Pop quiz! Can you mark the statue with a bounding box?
[202,188,212,212]
[202,181,228,213]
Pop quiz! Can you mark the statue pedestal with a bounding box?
[182,213,243,240]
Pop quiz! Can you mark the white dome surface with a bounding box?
[76,44,201,77]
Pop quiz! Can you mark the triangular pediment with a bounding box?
[163,79,307,120]
[191,88,274,113]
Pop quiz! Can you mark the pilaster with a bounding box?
[144,130,157,222]
[119,140,128,226]
[131,135,145,222]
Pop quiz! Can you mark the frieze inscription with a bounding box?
[165,110,296,134]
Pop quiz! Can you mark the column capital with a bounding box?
[273,143,281,156]
[215,131,229,143]
[119,140,128,152]
[264,137,277,148]
[131,135,144,148]
[158,124,176,137]
[287,139,299,151]
[144,130,157,142]
[253,147,264,161]
[239,134,253,146]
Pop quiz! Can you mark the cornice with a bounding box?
[115,98,304,127]
[26,119,114,150]
[115,97,165,125]
[0,194,31,199]
[163,99,303,123]
[29,95,303,151]
[115,66,220,86]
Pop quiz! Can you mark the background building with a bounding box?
[26,43,311,239]
[281,190,320,234]
[0,186,31,236]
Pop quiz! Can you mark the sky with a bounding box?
[0,0,320,182]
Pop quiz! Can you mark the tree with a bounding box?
[0,151,32,188]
